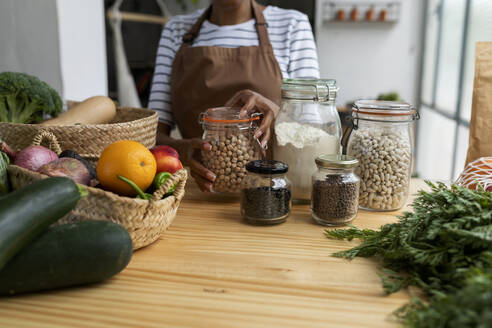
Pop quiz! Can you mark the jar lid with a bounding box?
[315,154,359,169]
[281,78,338,102]
[199,107,261,124]
[352,100,419,120]
[246,160,288,174]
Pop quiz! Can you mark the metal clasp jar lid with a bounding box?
[350,100,420,130]
[199,107,261,125]
[352,100,419,120]
[281,78,338,102]
[199,107,266,150]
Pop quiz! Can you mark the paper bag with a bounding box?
[466,42,492,165]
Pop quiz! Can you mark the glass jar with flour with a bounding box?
[273,79,342,202]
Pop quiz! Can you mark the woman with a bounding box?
[149,0,320,191]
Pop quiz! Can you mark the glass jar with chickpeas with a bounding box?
[200,107,263,194]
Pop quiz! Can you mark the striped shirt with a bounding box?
[149,5,320,128]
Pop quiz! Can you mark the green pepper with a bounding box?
[153,172,171,189]
[117,175,152,200]
[153,172,176,195]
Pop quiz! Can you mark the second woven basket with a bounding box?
[0,107,158,163]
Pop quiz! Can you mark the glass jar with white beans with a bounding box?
[346,100,419,211]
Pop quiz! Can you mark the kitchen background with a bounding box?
[0,0,491,182]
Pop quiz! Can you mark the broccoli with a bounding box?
[0,71,62,124]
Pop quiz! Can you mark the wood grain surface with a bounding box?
[0,179,428,328]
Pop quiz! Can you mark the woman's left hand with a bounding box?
[225,89,280,149]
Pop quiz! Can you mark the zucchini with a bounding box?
[0,221,133,295]
[0,151,9,195]
[0,176,82,270]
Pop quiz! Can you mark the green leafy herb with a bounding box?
[377,92,401,101]
[325,181,492,327]
[396,269,492,327]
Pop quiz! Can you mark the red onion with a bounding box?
[38,158,91,185]
[14,146,58,171]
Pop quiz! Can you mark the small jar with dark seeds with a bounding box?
[311,154,360,226]
[241,160,291,225]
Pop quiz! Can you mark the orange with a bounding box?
[97,140,157,196]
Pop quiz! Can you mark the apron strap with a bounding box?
[182,0,272,49]
[182,6,213,44]
[251,1,271,48]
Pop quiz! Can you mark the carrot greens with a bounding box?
[326,182,492,327]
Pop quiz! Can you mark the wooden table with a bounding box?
[0,180,427,328]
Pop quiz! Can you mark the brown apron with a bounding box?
[170,0,283,139]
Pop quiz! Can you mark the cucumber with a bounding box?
[0,176,82,270]
[0,221,133,295]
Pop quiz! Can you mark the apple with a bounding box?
[151,145,179,159]
[150,145,183,174]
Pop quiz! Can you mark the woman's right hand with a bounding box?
[184,138,216,192]
[156,123,215,192]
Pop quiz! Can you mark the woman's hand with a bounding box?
[225,89,280,149]
[156,123,215,193]
[183,138,216,192]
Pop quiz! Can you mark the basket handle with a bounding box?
[151,168,188,202]
[32,131,62,155]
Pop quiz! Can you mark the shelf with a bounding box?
[322,0,401,23]
[106,10,168,25]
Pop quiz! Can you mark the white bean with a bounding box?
[348,129,412,210]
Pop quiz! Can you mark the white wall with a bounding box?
[0,0,107,102]
[315,0,424,107]
[1,0,422,107]
[0,0,63,94]
[56,0,107,101]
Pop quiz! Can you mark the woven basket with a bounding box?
[7,132,188,250]
[0,106,158,163]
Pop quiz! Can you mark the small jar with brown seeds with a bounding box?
[200,107,262,194]
[311,154,360,226]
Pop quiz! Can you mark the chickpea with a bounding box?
[201,131,260,193]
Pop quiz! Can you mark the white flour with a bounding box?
[274,121,340,201]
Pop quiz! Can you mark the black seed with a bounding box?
[241,187,291,224]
